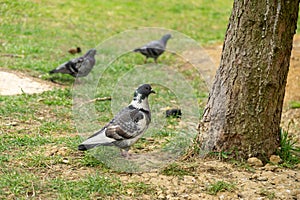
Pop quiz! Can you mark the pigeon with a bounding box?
[68,47,82,54]
[78,84,155,157]
[134,34,172,63]
[49,48,96,77]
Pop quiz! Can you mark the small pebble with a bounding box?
[247,157,263,167]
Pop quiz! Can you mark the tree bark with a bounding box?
[198,0,299,161]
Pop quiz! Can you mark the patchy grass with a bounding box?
[206,180,236,195]
[0,0,233,76]
[259,189,276,200]
[289,101,300,109]
[161,163,194,177]
[47,174,123,199]
[277,129,300,167]
[2,0,299,199]
[0,0,234,197]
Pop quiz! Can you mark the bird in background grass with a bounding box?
[78,84,155,157]
[68,47,82,55]
[134,34,172,64]
[49,48,96,77]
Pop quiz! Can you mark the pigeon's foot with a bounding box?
[120,149,130,158]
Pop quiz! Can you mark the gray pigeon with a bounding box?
[49,48,96,77]
[134,34,171,63]
[78,84,155,157]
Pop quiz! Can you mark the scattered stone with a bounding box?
[263,163,278,171]
[158,193,165,199]
[250,174,259,180]
[5,121,18,126]
[44,146,59,157]
[257,176,268,181]
[237,193,244,198]
[292,189,300,196]
[141,195,151,200]
[62,158,69,164]
[247,157,263,167]
[183,175,196,184]
[269,155,282,164]
[57,147,69,156]
[189,194,200,200]
[180,193,189,198]
[270,178,280,185]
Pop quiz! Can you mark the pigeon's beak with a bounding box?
[150,90,156,94]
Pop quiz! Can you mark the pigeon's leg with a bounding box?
[144,57,148,64]
[154,58,158,64]
[120,148,130,158]
[74,78,82,84]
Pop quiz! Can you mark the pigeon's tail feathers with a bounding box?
[49,63,69,74]
[133,48,141,52]
[78,128,115,151]
[78,143,99,151]
[49,69,57,74]
[49,66,64,74]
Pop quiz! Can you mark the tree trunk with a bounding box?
[198,0,299,161]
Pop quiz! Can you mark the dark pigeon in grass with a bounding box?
[78,84,155,157]
[49,48,96,77]
[134,34,171,63]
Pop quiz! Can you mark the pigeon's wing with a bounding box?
[143,40,165,58]
[107,107,148,150]
[107,107,144,139]
[49,61,69,74]
[49,56,84,77]
[78,125,116,150]
[134,41,165,59]
[145,40,165,50]
[76,57,95,77]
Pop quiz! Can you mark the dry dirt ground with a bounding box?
[0,69,57,95]
[1,36,300,199]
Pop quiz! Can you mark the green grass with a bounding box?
[0,0,233,75]
[161,163,194,177]
[1,170,150,199]
[289,101,300,109]
[277,129,300,167]
[0,0,233,197]
[259,189,276,200]
[47,174,123,199]
[1,0,299,199]
[206,180,236,195]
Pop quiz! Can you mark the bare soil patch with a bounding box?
[0,69,58,95]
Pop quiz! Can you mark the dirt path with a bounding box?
[0,69,57,95]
